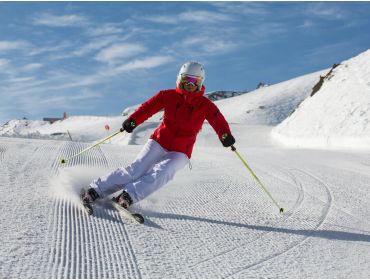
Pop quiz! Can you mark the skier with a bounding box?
[81,62,236,210]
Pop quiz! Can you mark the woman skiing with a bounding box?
[82,62,235,211]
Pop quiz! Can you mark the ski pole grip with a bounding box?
[231,145,236,152]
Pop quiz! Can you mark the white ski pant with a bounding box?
[90,139,189,203]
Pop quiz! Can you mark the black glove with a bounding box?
[122,118,136,133]
[221,133,235,147]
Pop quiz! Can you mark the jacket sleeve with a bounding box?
[128,91,164,125]
[205,101,232,141]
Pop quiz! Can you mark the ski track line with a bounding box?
[0,139,58,278]
[277,161,369,229]
[183,166,331,278]
[301,172,368,227]
[27,144,58,278]
[46,141,142,278]
[0,142,31,278]
[225,168,333,279]
[184,169,304,278]
[0,146,5,162]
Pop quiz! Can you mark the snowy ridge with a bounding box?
[273,49,370,149]
[217,69,327,125]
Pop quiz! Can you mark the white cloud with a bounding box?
[37,90,102,105]
[6,76,35,83]
[95,43,147,64]
[28,41,74,56]
[300,20,315,29]
[304,42,354,59]
[0,40,29,52]
[73,36,120,57]
[203,41,238,54]
[304,3,347,20]
[116,56,173,72]
[145,10,235,24]
[209,2,269,16]
[144,16,178,24]
[0,58,10,70]
[21,63,43,72]
[181,36,238,55]
[179,10,235,23]
[249,22,287,38]
[86,24,124,36]
[32,13,88,27]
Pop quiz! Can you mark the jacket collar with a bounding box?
[175,85,205,98]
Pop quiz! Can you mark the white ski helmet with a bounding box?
[177,61,205,89]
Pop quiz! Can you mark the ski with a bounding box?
[79,189,144,224]
[110,197,145,224]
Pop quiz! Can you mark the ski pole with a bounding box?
[231,145,284,214]
[60,129,124,165]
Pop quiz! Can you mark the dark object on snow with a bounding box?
[256,82,269,89]
[205,91,246,101]
[311,63,340,97]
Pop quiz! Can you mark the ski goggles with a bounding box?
[179,74,203,87]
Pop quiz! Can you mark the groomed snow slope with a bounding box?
[272,49,370,149]
[1,125,370,278]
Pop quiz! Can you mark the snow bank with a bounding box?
[272,49,370,150]
[0,116,124,142]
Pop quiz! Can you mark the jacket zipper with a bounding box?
[171,102,181,150]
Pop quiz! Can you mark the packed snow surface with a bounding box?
[1,126,370,278]
[273,49,370,149]
[1,49,370,278]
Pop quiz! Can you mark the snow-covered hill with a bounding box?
[273,49,370,149]
[217,70,327,125]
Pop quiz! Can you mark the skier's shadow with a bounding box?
[144,211,370,242]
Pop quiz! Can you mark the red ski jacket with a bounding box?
[129,85,232,158]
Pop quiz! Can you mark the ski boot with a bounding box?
[80,188,100,215]
[113,190,133,209]
[112,191,144,224]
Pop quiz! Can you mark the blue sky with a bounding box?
[1,1,370,124]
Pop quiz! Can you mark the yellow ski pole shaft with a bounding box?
[231,145,284,214]
[60,129,124,165]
